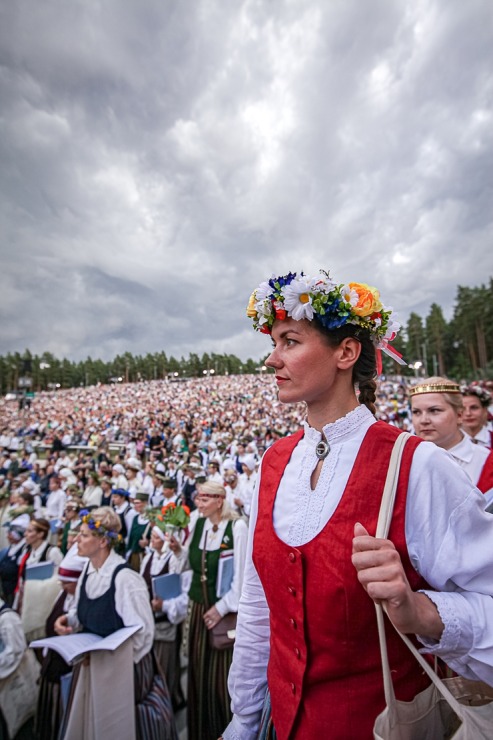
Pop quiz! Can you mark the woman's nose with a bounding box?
[265,348,280,368]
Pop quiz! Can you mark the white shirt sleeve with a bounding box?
[224,473,270,740]
[0,609,27,679]
[114,567,155,662]
[48,546,64,566]
[404,442,493,685]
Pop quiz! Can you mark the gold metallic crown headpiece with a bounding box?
[408,383,461,397]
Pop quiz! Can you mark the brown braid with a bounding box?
[312,322,378,416]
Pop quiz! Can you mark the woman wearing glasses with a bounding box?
[170,481,248,740]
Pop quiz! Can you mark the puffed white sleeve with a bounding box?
[114,568,155,663]
[223,468,271,740]
[48,546,64,566]
[405,442,493,685]
[65,567,84,631]
[0,610,27,679]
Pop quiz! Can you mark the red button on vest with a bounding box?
[288,586,296,596]
[290,683,296,695]
[289,552,296,562]
[290,618,297,629]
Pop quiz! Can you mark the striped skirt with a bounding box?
[61,650,176,740]
[187,600,234,740]
[35,674,65,740]
[135,651,177,740]
[34,650,71,740]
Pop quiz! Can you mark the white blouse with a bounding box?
[27,541,63,567]
[82,485,103,508]
[140,547,191,628]
[224,405,493,740]
[447,432,493,501]
[0,603,27,679]
[467,425,492,449]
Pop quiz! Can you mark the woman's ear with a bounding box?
[335,337,362,370]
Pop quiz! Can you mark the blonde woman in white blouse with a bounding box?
[170,481,248,740]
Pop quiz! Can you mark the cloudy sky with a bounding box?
[1,0,492,364]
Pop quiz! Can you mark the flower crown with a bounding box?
[460,384,491,406]
[80,509,123,544]
[246,270,403,362]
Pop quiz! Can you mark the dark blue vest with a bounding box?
[77,562,127,637]
[0,547,23,602]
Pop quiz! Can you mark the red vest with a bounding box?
[253,421,431,740]
[477,450,493,493]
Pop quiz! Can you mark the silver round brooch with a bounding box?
[315,440,330,460]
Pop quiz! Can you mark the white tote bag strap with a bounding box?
[375,431,411,541]
[375,432,468,720]
[374,432,411,709]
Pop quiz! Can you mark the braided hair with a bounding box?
[312,322,378,416]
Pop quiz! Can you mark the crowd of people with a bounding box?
[0,356,492,738]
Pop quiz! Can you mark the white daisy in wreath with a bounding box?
[282,276,317,321]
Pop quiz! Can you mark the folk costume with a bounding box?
[224,405,493,740]
[34,546,87,740]
[15,538,63,641]
[81,483,103,508]
[447,431,493,501]
[127,514,151,571]
[181,513,248,740]
[63,549,177,740]
[470,425,493,449]
[140,534,190,711]
[0,599,40,739]
[113,496,137,555]
[0,535,26,607]
[24,539,63,568]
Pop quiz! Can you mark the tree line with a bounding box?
[1,279,491,395]
[0,350,262,395]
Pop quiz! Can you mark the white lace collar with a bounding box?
[303,404,374,447]
[285,405,375,544]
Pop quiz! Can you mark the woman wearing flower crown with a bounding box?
[410,376,493,502]
[54,506,177,740]
[461,385,493,449]
[222,270,493,740]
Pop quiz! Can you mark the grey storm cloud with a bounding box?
[1,0,492,363]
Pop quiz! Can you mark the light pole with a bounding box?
[40,362,50,391]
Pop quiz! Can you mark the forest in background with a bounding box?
[1,279,492,395]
